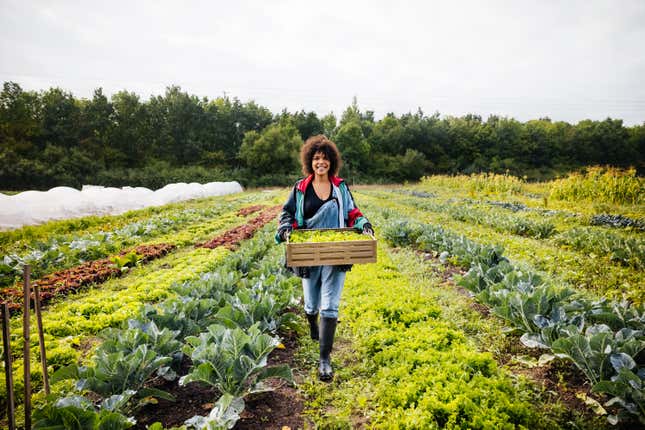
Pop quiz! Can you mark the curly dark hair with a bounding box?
[300,134,343,177]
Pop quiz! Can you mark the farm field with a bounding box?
[1,174,644,429]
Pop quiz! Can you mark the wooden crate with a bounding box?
[286,228,377,267]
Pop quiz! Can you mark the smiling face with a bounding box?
[300,135,342,177]
[312,151,330,177]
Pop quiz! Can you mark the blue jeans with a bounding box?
[303,200,346,318]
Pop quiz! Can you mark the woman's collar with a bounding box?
[298,174,343,192]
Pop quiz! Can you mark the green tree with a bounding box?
[628,123,645,172]
[238,123,302,174]
[321,113,337,139]
[39,87,81,150]
[339,97,375,138]
[110,90,151,167]
[292,110,323,140]
[79,88,114,167]
[398,149,427,180]
[370,113,404,155]
[147,86,210,165]
[335,120,370,181]
[205,96,272,166]
[0,82,45,187]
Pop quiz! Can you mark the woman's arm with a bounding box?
[275,186,298,243]
[341,183,371,231]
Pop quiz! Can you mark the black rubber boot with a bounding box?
[306,312,319,340]
[318,316,337,382]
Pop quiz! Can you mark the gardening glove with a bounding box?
[279,226,292,241]
[362,223,374,236]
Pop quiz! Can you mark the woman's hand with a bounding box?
[279,226,293,241]
[362,223,374,236]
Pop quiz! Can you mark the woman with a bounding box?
[275,134,373,381]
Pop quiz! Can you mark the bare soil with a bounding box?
[198,206,281,250]
[236,329,305,430]
[236,205,266,217]
[133,329,305,429]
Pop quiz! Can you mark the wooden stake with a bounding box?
[33,283,49,395]
[22,265,31,430]
[2,303,16,430]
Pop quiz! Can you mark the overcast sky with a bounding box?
[1,0,644,125]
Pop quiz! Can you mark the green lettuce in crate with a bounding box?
[289,229,367,243]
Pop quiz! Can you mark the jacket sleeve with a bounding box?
[275,186,298,243]
[342,183,370,231]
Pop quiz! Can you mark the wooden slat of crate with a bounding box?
[286,239,377,267]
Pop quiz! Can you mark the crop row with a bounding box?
[0,196,274,290]
[554,227,645,270]
[1,203,288,424]
[8,227,299,429]
[1,245,229,426]
[1,243,175,312]
[304,245,549,428]
[379,211,645,425]
[358,190,644,303]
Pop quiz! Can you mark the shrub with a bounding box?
[549,166,644,205]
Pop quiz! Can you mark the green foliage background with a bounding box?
[1,82,644,190]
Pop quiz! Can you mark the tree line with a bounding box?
[1,81,643,190]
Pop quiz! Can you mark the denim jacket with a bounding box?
[275,175,371,277]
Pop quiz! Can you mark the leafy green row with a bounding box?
[380,214,645,425]
[590,214,645,231]
[554,227,645,270]
[1,246,229,427]
[33,227,298,429]
[406,194,558,239]
[359,190,643,303]
[304,246,548,429]
[0,197,259,289]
